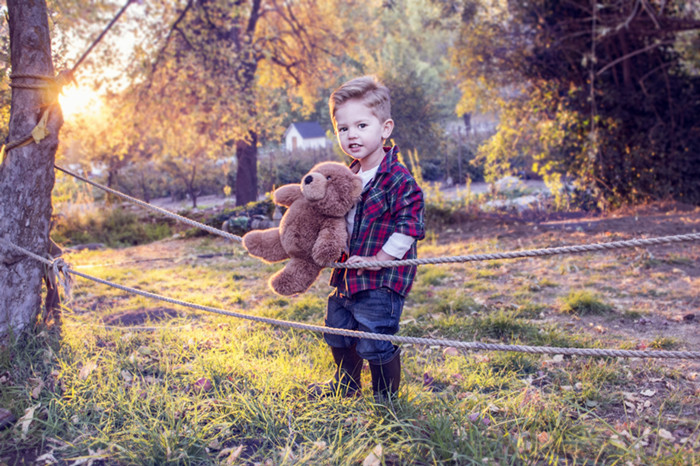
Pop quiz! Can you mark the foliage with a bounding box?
[560,290,613,316]
[453,0,700,207]
[51,206,172,247]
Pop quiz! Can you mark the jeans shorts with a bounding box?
[323,287,405,363]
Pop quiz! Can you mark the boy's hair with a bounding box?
[329,76,391,128]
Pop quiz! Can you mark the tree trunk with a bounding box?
[235,130,258,206]
[0,0,62,342]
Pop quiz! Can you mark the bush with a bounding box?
[560,290,613,316]
[51,207,173,248]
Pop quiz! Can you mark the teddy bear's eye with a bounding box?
[326,176,332,180]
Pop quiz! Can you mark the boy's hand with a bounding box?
[346,250,395,275]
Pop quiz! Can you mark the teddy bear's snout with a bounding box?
[301,172,327,201]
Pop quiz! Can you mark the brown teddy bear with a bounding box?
[242,162,363,296]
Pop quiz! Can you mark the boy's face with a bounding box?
[334,99,394,170]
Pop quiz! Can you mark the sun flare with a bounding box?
[58,85,104,120]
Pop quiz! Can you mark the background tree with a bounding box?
[0,0,63,341]
[129,0,376,206]
[454,0,700,207]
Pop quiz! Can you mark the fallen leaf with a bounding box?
[640,389,656,397]
[79,361,97,381]
[362,444,383,466]
[29,378,44,399]
[443,347,459,357]
[657,428,674,441]
[193,378,212,393]
[17,403,39,440]
[537,431,549,443]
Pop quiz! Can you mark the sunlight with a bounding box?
[58,84,104,120]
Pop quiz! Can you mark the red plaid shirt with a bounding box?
[330,146,425,297]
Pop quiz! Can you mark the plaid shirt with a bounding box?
[330,146,425,297]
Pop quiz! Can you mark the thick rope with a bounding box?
[54,164,700,269]
[55,165,243,242]
[4,0,136,152]
[334,233,700,269]
[3,237,700,359]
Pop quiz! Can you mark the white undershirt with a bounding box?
[346,166,415,259]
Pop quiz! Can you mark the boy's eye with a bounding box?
[338,127,347,132]
[358,123,367,128]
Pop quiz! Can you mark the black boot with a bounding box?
[369,347,401,403]
[308,345,363,398]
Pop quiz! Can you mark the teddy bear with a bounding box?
[242,161,363,296]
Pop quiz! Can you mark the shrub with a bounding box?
[51,207,173,248]
[559,290,613,315]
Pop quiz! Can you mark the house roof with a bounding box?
[287,121,327,139]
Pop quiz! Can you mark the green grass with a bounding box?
[559,290,614,315]
[2,234,698,465]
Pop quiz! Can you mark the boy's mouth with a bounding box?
[349,143,361,148]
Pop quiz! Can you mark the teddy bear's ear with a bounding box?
[274,184,303,206]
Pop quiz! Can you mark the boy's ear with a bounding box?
[381,119,394,139]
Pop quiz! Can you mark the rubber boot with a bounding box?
[369,347,401,403]
[308,345,363,398]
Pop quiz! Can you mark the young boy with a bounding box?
[310,76,425,402]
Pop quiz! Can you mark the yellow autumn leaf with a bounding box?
[31,110,50,143]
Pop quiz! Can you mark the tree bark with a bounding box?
[0,0,62,342]
[235,130,258,206]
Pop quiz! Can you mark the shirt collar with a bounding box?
[349,145,398,175]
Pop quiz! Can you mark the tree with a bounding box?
[131,0,376,206]
[453,0,700,207]
[0,0,63,341]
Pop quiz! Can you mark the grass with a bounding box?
[559,290,614,316]
[1,228,699,465]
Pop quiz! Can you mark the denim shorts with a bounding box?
[324,288,405,363]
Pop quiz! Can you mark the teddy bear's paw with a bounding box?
[270,259,322,296]
[242,228,288,262]
[311,242,343,267]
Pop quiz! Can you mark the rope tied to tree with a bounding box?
[48,257,73,302]
[2,0,136,157]
[3,236,700,360]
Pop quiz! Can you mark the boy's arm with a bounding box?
[391,177,425,240]
[344,249,395,274]
[347,172,425,274]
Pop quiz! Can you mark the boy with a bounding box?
[309,76,425,402]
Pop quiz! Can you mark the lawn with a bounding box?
[1,202,699,465]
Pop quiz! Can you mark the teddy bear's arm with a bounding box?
[312,218,348,266]
[273,184,303,207]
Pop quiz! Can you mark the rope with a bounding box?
[3,236,700,360]
[4,0,136,153]
[55,165,243,242]
[54,164,700,270]
[334,233,700,269]
[68,0,136,76]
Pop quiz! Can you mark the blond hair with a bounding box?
[329,76,391,128]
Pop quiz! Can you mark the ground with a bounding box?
[69,199,700,373]
[11,198,695,463]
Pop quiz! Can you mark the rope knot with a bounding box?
[48,257,73,302]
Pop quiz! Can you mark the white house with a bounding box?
[283,121,329,152]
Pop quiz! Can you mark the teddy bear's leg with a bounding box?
[242,228,289,262]
[270,259,323,296]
